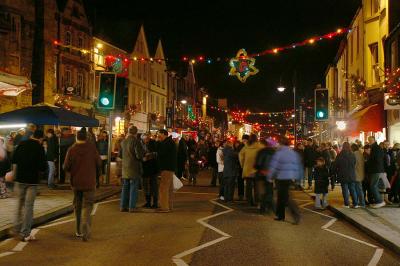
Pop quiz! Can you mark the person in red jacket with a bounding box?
[64,130,102,241]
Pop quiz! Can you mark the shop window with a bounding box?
[78,36,83,48]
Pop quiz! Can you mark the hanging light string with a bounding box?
[52,27,348,64]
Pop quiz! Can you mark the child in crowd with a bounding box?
[188,151,200,186]
[313,157,330,210]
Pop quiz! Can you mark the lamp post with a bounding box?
[277,71,297,145]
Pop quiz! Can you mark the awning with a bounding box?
[346,104,384,135]
[0,71,32,96]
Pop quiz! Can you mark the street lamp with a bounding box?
[277,73,297,145]
[181,99,187,105]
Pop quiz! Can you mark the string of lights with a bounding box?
[52,27,348,64]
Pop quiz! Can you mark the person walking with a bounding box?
[313,157,330,210]
[63,130,101,241]
[234,136,248,200]
[222,139,239,202]
[45,129,58,189]
[352,143,366,207]
[268,137,303,224]
[0,146,11,198]
[367,136,386,208]
[12,130,47,241]
[254,139,275,214]
[119,126,144,212]
[157,129,177,213]
[142,133,159,208]
[333,142,358,208]
[239,134,264,206]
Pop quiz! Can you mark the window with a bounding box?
[78,36,83,48]
[130,62,135,77]
[138,63,142,79]
[156,96,160,113]
[65,70,71,86]
[65,31,72,45]
[356,25,359,57]
[161,74,165,89]
[77,73,84,89]
[157,71,160,86]
[143,64,147,81]
[151,94,154,112]
[151,69,154,83]
[369,43,379,84]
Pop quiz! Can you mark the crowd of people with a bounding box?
[3,122,400,243]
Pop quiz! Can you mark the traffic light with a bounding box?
[314,88,329,121]
[98,72,116,109]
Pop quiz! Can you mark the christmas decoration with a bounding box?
[330,97,346,112]
[188,105,196,120]
[349,75,366,99]
[229,49,259,82]
[105,55,131,77]
[385,67,400,94]
[52,27,348,64]
[54,94,71,110]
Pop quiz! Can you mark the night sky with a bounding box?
[84,0,360,111]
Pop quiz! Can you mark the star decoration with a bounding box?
[229,49,259,83]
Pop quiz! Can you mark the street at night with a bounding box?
[1,0,400,265]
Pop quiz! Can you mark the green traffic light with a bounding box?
[100,97,110,106]
[317,111,325,118]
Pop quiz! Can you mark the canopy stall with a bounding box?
[346,104,384,137]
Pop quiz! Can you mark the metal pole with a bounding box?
[106,111,112,184]
[293,71,297,145]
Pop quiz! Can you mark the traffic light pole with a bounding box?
[106,110,112,184]
[293,71,297,146]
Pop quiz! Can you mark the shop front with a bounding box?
[346,103,385,144]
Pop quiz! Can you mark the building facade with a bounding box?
[0,0,35,113]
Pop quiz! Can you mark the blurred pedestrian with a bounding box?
[209,140,219,187]
[156,129,177,213]
[254,139,275,214]
[63,130,102,241]
[234,136,247,200]
[12,129,47,241]
[119,126,144,212]
[13,128,25,147]
[59,128,75,184]
[217,140,225,200]
[304,138,317,190]
[177,134,188,181]
[96,131,109,188]
[0,146,11,198]
[239,134,264,206]
[268,137,302,224]
[5,131,16,159]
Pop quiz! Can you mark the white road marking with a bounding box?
[97,198,120,205]
[0,252,14,258]
[0,238,12,247]
[300,199,383,265]
[172,198,234,266]
[368,248,384,266]
[38,218,75,229]
[12,241,27,252]
[91,203,99,216]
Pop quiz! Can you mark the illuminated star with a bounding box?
[229,49,259,83]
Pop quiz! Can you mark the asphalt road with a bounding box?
[0,170,399,266]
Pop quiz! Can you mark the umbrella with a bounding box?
[0,105,99,127]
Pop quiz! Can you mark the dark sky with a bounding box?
[84,0,360,111]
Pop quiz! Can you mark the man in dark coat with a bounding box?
[12,129,47,241]
[157,129,177,212]
[176,135,188,181]
[209,141,219,186]
[303,138,317,189]
[222,140,239,202]
[46,129,59,189]
[142,134,159,208]
[367,136,386,208]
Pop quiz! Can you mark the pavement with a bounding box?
[0,170,399,265]
[304,185,400,255]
